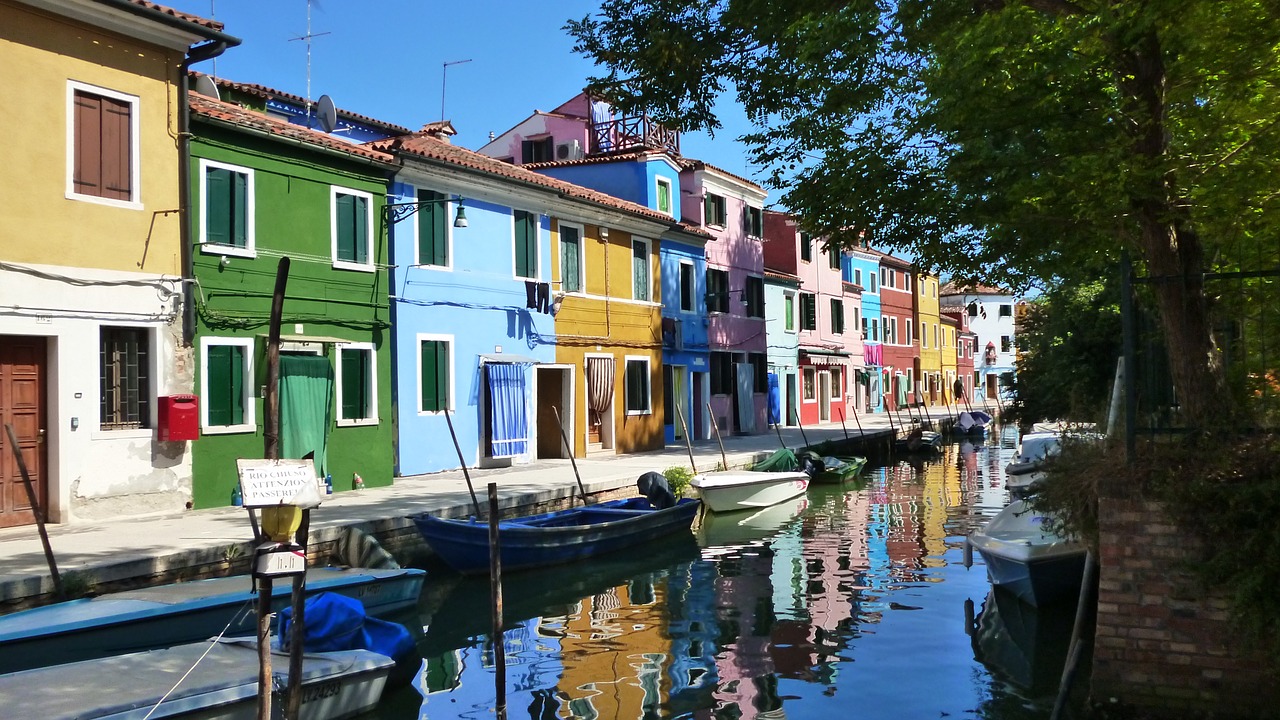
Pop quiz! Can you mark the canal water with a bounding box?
[370,426,1085,719]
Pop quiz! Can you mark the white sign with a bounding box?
[236,458,322,508]
[254,543,307,577]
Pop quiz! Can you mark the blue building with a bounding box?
[845,249,883,413]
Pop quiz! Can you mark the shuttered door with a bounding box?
[206,344,244,426]
[420,340,449,412]
[340,348,369,420]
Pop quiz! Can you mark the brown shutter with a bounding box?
[73,91,102,196]
[102,96,131,200]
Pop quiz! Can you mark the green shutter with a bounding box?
[515,211,538,279]
[231,171,248,248]
[418,190,448,266]
[206,344,243,426]
[206,167,231,246]
[420,340,449,412]
[336,193,355,261]
[633,241,648,301]
[341,349,368,420]
[658,182,671,214]
[785,295,794,329]
[353,195,368,264]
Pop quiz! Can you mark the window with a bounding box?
[703,193,727,226]
[830,367,843,399]
[968,303,979,318]
[904,274,912,293]
[936,325,941,348]
[100,327,149,429]
[829,246,841,270]
[854,268,862,287]
[749,353,767,393]
[905,321,913,346]
[800,233,812,262]
[800,293,817,331]
[200,160,253,255]
[560,222,583,292]
[632,238,651,301]
[514,210,539,279]
[784,292,796,332]
[880,268,889,289]
[331,187,373,270]
[337,343,377,425]
[521,137,553,163]
[625,357,651,414]
[1000,304,1013,317]
[416,188,450,268]
[745,206,763,237]
[932,281,938,298]
[706,268,730,313]
[852,306,861,331]
[871,318,879,342]
[803,368,816,401]
[1002,335,1013,353]
[202,337,254,432]
[68,82,139,206]
[418,335,452,413]
[870,273,878,293]
[679,261,695,312]
[745,276,764,318]
[907,368,915,397]
[862,316,869,340]
[830,298,844,334]
[656,177,674,216]
[921,321,927,348]
[710,352,734,395]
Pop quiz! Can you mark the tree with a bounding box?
[567,0,1280,426]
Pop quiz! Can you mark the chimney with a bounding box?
[419,120,457,143]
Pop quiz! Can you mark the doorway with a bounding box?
[818,371,832,422]
[536,366,572,458]
[671,366,688,440]
[986,373,998,400]
[785,373,797,426]
[692,371,706,440]
[0,336,47,528]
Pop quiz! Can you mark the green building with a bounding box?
[187,91,396,508]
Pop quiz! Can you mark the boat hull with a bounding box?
[969,500,1087,607]
[0,639,392,720]
[810,457,867,484]
[0,566,425,675]
[691,471,810,513]
[413,497,701,574]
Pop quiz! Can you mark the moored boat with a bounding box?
[807,454,868,484]
[0,638,392,720]
[0,566,425,674]
[968,499,1086,607]
[413,496,701,574]
[690,470,810,513]
[1004,431,1061,494]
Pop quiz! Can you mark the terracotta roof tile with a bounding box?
[190,72,413,136]
[859,246,914,269]
[369,133,702,231]
[127,0,223,31]
[189,93,395,165]
[764,269,801,283]
[524,150,666,171]
[940,281,1010,296]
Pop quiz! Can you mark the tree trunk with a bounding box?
[1116,25,1235,428]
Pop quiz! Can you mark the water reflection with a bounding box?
[378,432,1082,720]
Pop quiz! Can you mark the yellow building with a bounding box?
[914,272,944,405]
[551,218,665,456]
[0,0,235,526]
[941,313,959,404]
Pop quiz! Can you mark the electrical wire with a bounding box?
[141,599,257,720]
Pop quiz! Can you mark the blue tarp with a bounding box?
[277,592,413,662]
[767,372,781,425]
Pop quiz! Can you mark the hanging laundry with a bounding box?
[536,282,551,313]
[525,281,538,309]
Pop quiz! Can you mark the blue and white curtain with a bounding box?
[487,363,529,458]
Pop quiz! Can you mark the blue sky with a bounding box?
[169,0,759,180]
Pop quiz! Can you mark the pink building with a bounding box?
[762,211,863,426]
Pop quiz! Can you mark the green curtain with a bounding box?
[896,376,908,407]
[280,354,334,478]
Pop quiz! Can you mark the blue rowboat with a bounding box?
[0,566,425,675]
[413,497,701,574]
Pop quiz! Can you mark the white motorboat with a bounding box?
[697,494,810,552]
[689,470,810,513]
[968,499,1086,607]
[1003,432,1061,493]
[0,638,393,720]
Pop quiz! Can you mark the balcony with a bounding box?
[590,115,680,156]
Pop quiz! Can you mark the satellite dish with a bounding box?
[316,94,337,133]
[193,75,220,100]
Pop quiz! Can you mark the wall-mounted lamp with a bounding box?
[550,292,566,317]
[599,227,609,240]
[384,195,470,225]
[453,203,468,228]
[219,256,231,268]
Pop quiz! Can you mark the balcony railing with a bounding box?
[590,115,680,156]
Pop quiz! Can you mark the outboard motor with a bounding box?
[636,471,677,509]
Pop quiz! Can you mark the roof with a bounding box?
[676,157,765,193]
[368,132,701,230]
[524,149,673,171]
[189,93,396,166]
[860,246,914,269]
[190,73,413,136]
[764,269,801,284]
[124,0,223,31]
[940,281,1011,296]
[843,281,863,294]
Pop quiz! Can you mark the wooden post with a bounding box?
[706,402,728,470]
[551,406,589,505]
[487,483,507,720]
[791,401,810,448]
[3,423,63,599]
[672,400,698,474]
[773,422,787,452]
[261,256,289,720]
[443,406,482,517]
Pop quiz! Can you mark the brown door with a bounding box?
[0,336,48,528]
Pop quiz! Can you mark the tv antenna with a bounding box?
[441,59,472,122]
[289,0,330,128]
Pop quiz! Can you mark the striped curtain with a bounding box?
[486,363,529,457]
[586,357,615,415]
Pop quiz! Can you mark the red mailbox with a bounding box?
[157,394,199,442]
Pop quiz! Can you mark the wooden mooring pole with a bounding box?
[707,402,728,470]
[488,483,507,720]
[673,400,698,474]
[552,406,589,505]
[3,423,63,599]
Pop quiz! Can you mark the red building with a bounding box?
[869,251,917,411]
[942,303,977,403]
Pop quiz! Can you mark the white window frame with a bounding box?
[330,186,376,272]
[335,342,379,427]
[412,186,454,271]
[416,333,455,415]
[679,260,695,313]
[66,80,142,210]
[882,315,892,344]
[199,336,256,434]
[624,355,652,415]
[854,268,862,287]
[920,321,927,349]
[783,291,796,333]
[557,220,586,293]
[831,367,843,399]
[802,367,817,403]
[198,158,256,258]
[655,176,675,218]
[631,236,652,302]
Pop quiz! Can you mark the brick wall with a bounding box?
[1093,497,1278,715]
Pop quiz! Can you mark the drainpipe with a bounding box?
[179,39,238,345]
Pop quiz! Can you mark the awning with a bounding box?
[800,347,850,357]
[800,347,850,366]
[479,353,540,365]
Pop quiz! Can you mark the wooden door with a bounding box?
[0,337,47,528]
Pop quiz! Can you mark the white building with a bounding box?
[940,283,1022,401]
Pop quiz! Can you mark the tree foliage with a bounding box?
[568,0,1280,425]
